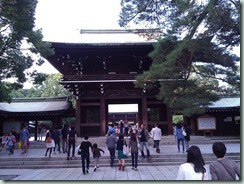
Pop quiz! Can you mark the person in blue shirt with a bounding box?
[107,124,116,137]
[20,126,29,154]
[175,123,185,153]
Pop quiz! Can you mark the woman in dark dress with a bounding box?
[116,133,128,171]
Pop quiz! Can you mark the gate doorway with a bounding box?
[107,103,139,134]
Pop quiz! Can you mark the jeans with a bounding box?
[185,139,189,150]
[67,140,75,157]
[131,152,138,168]
[140,142,150,158]
[62,139,68,153]
[154,140,160,152]
[81,153,90,174]
[54,141,60,152]
[108,148,115,166]
[177,138,185,152]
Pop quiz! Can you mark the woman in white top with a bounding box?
[176,145,210,180]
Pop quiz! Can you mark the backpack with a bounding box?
[69,130,75,141]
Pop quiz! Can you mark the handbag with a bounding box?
[137,139,140,150]
[45,132,53,143]
[12,137,16,143]
[45,137,52,143]
[123,140,129,156]
[123,145,129,156]
[182,129,187,136]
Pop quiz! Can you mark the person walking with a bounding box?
[20,126,29,154]
[209,142,240,180]
[151,124,162,153]
[92,143,104,172]
[119,120,124,134]
[45,129,55,158]
[137,124,150,159]
[175,123,185,153]
[183,123,191,151]
[79,136,93,175]
[129,132,139,171]
[106,131,117,167]
[10,128,18,149]
[38,125,42,141]
[53,126,61,154]
[67,125,77,160]
[176,145,209,180]
[150,125,156,148]
[61,124,69,153]
[116,133,127,171]
[107,124,116,137]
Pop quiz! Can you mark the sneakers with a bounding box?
[94,167,97,172]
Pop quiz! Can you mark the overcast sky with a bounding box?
[32,0,148,76]
[35,0,122,42]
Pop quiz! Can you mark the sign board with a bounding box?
[197,117,216,130]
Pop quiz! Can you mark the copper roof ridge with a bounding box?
[80,28,163,34]
[11,96,69,103]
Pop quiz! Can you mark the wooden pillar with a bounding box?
[34,120,38,141]
[100,96,106,136]
[167,107,173,135]
[75,97,81,137]
[142,95,148,128]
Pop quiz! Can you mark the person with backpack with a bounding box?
[67,125,77,160]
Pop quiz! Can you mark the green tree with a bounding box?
[0,0,54,102]
[35,73,71,98]
[11,73,72,98]
[119,0,240,116]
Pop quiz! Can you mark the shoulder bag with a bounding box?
[123,140,129,156]
[218,160,236,180]
[45,132,52,143]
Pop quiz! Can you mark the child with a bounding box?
[7,133,15,155]
[92,143,104,171]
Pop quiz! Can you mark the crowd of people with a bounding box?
[0,127,30,155]
[0,122,240,180]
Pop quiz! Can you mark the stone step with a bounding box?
[0,153,239,169]
[28,136,240,149]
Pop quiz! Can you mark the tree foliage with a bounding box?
[11,73,72,98]
[119,0,240,116]
[0,0,54,102]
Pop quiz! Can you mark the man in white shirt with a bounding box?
[151,124,162,153]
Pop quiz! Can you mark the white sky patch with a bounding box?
[108,104,138,113]
[35,0,122,42]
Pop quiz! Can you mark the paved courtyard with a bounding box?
[0,137,240,181]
